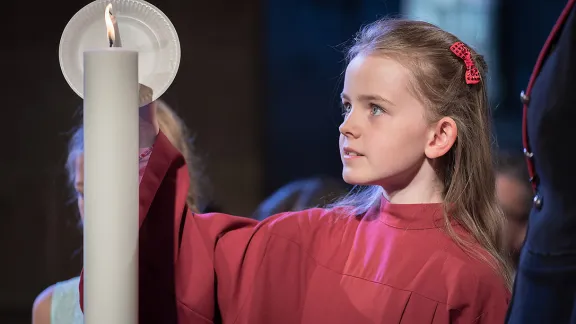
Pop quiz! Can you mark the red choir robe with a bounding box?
[79,132,510,323]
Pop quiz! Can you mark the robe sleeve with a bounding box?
[78,134,174,316]
[462,299,510,324]
[79,131,273,323]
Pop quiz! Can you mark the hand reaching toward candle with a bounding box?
[138,84,159,148]
[139,102,158,148]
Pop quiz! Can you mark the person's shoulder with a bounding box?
[32,284,55,324]
[458,254,508,294]
[53,276,81,296]
[440,238,510,304]
[440,242,511,321]
[262,206,356,242]
[264,206,351,229]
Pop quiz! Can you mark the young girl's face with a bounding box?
[339,54,435,191]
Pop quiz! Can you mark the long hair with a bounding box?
[66,99,203,213]
[331,18,514,289]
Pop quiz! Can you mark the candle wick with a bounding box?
[109,38,114,47]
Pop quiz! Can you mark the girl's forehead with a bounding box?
[344,55,412,97]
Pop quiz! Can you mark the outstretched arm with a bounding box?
[78,131,182,316]
[79,130,271,323]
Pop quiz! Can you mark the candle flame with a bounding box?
[105,4,115,47]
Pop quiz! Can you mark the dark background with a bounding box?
[0,0,567,322]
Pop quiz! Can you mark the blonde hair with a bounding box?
[332,18,514,289]
[66,99,203,212]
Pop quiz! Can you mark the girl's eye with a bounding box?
[341,102,352,116]
[370,104,385,116]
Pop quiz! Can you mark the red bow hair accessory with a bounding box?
[450,42,481,85]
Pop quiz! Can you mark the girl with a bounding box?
[80,19,512,323]
[33,99,204,324]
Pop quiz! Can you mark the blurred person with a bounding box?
[32,99,204,324]
[496,152,532,267]
[252,176,348,221]
[506,0,576,322]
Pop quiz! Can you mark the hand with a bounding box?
[138,84,159,148]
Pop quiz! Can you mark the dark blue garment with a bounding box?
[507,0,576,322]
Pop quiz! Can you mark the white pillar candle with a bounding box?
[83,48,139,324]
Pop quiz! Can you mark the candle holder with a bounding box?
[59,0,180,105]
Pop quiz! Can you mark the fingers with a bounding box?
[139,101,159,148]
[138,82,159,133]
[148,101,159,135]
[137,83,159,148]
[139,83,153,107]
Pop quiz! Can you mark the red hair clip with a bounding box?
[450,42,481,85]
